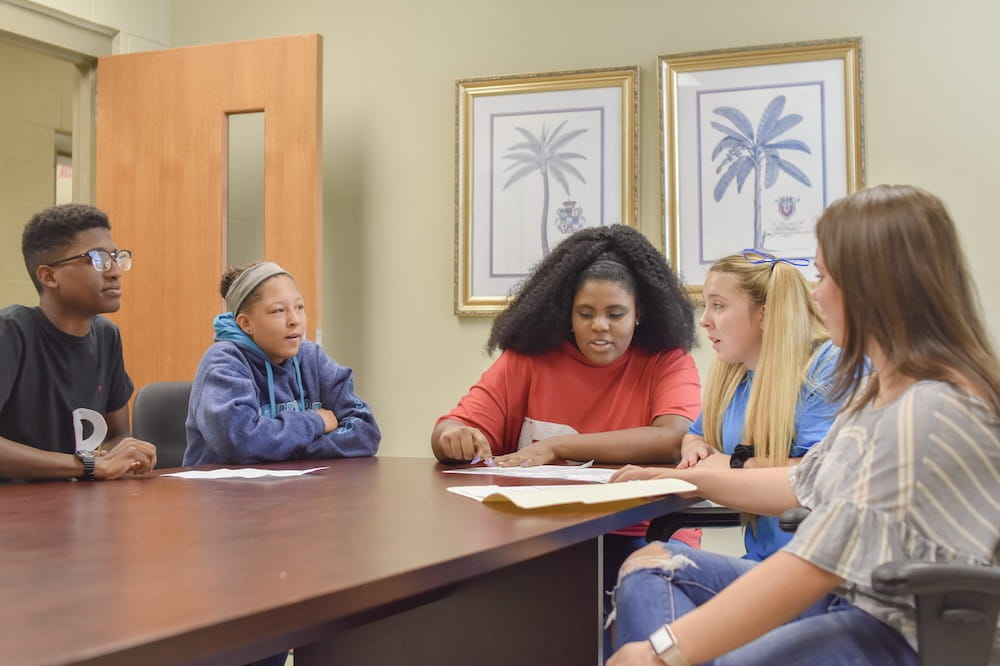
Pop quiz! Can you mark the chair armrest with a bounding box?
[874,560,1000,665]
[872,560,1000,596]
[645,503,741,543]
[778,507,811,533]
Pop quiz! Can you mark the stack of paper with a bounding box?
[446,478,695,509]
[443,463,616,483]
[162,467,328,479]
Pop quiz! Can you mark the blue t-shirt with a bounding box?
[688,340,842,560]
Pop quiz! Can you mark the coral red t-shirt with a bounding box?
[441,341,701,455]
[440,341,701,537]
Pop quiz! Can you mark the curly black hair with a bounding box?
[21,204,111,292]
[487,225,696,354]
[219,264,253,300]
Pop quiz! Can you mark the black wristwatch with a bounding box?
[730,444,755,469]
[75,450,96,481]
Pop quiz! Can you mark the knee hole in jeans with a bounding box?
[618,541,698,580]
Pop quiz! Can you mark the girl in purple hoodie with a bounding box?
[183,261,380,467]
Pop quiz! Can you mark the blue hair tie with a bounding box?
[742,248,810,270]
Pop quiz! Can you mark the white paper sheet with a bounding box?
[162,467,328,479]
[443,463,616,484]
[446,478,696,509]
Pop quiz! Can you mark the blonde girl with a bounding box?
[680,250,844,560]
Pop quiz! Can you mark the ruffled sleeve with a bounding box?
[784,381,1000,650]
[786,497,984,588]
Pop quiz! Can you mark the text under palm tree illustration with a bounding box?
[709,94,813,250]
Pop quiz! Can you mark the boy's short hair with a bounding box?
[21,204,111,292]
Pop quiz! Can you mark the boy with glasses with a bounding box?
[0,204,156,481]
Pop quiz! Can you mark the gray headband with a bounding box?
[225,261,289,313]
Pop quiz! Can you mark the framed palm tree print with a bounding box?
[455,67,638,316]
[660,39,863,297]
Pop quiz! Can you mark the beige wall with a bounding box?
[0,0,171,305]
[27,0,171,53]
[0,40,76,306]
[166,0,1000,458]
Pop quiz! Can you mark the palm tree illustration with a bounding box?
[710,95,812,248]
[501,121,588,255]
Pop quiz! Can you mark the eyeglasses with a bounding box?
[742,248,810,268]
[49,249,133,272]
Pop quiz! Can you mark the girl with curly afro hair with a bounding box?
[432,224,700,467]
[432,225,704,648]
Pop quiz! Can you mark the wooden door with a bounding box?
[96,34,322,391]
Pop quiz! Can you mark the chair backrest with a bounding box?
[132,381,193,469]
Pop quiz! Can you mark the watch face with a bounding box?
[649,625,675,654]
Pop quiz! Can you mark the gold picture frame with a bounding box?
[660,38,864,298]
[455,66,639,316]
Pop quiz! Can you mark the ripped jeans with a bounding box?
[611,542,918,666]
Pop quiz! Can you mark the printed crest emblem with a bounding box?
[777,195,799,220]
[555,200,585,233]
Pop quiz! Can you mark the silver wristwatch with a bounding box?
[648,624,690,666]
[75,449,96,481]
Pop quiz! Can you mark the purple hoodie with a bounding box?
[183,314,380,465]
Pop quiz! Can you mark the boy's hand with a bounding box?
[94,437,157,479]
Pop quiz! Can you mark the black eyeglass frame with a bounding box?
[47,249,133,272]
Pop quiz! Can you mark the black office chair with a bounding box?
[132,381,193,469]
[779,507,1000,666]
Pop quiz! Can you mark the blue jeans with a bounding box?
[603,534,649,662]
[612,542,918,665]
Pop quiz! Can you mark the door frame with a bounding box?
[0,0,115,202]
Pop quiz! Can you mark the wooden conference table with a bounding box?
[0,457,690,665]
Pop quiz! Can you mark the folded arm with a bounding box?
[314,369,380,458]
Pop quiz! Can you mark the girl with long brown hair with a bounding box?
[607,185,1000,665]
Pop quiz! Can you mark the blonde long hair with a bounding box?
[702,252,829,466]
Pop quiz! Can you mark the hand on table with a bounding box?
[491,440,557,467]
[676,440,716,469]
[438,424,493,463]
[95,437,157,479]
[610,464,676,482]
[694,452,731,468]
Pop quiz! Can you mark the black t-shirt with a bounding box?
[0,305,133,454]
